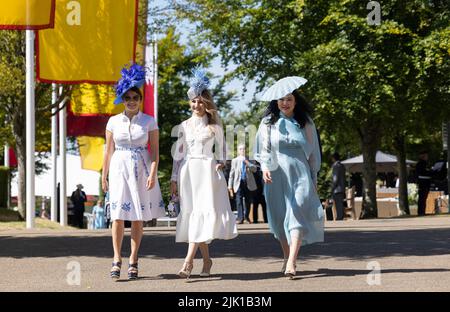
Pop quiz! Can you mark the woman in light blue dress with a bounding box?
[92,199,106,229]
[255,89,324,278]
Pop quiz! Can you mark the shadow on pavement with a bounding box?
[1,227,449,261]
[291,267,450,280]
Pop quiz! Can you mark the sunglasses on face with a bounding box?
[123,95,140,102]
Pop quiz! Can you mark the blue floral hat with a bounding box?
[187,67,210,100]
[114,63,146,105]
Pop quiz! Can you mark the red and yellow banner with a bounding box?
[37,0,138,84]
[67,103,110,137]
[0,0,55,30]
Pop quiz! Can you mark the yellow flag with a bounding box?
[69,25,145,116]
[37,0,138,84]
[70,83,145,115]
[77,136,105,172]
[71,84,123,116]
[0,0,55,29]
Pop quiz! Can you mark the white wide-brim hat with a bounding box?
[260,76,307,101]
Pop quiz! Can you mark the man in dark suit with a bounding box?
[431,151,448,194]
[222,160,236,212]
[331,152,346,220]
[416,151,432,216]
[250,161,268,223]
[70,184,87,228]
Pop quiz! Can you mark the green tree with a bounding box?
[0,31,70,219]
[177,0,450,218]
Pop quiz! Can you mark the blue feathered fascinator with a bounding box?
[187,67,210,100]
[114,63,146,105]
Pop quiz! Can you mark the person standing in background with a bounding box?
[416,151,432,216]
[71,184,87,229]
[92,199,106,229]
[331,152,346,220]
[228,144,258,224]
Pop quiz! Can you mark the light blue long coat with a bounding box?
[255,113,324,245]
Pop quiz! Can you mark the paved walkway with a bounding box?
[0,216,449,292]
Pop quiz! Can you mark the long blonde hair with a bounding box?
[198,90,220,125]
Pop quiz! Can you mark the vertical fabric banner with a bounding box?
[77,136,105,172]
[8,148,18,167]
[70,84,123,116]
[144,43,155,117]
[37,0,138,84]
[67,102,111,137]
[0,0,55,30]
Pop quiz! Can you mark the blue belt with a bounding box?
[115,146,149,179]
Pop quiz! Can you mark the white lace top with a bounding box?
[171,114,226,181]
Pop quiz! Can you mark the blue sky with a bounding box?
[149,0,259,113]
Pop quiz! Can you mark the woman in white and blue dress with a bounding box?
[255,77,324,278]
[170,68,238,278]
[102,64,165,280]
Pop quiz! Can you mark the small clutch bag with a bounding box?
[167,195,180,217]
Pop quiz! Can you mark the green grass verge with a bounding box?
[0,216,78,231]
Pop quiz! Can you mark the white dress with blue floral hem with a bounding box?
[106,111,165,221]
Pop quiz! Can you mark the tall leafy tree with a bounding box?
[0,31,70,218]
[177,0,450,217]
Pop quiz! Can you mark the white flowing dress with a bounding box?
[171,115,238,244]
[106,111,165,221]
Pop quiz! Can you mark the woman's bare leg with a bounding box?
[286,229,302,272]
[198,243,210,261]
[112,220,125,263]
[129,221,143,264]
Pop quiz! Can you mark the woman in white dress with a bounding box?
[170,68,238,278]
[102,64,165,280]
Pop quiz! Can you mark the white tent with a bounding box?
[341,151,416,173]
[11,153,100,197]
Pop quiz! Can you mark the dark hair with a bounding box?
[262,90,313,128]
[123,86,143,100]
[332,152,341,161]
